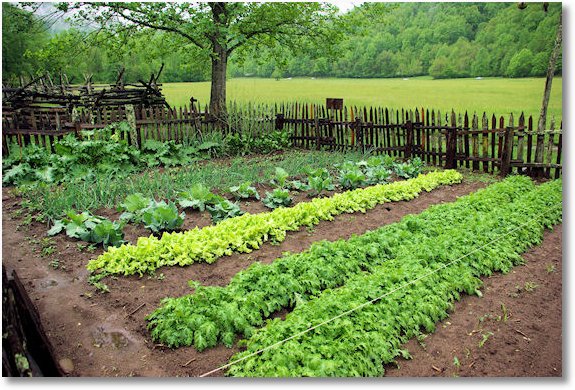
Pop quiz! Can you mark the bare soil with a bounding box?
[1,179,562,377]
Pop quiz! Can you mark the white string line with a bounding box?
[199,201,562,377]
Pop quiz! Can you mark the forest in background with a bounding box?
[2,2,562,85]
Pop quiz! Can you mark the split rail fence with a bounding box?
[1,102,562,179]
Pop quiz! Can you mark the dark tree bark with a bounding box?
[537,14,562,133]
[210,41,228,121]
[209,2,228,122]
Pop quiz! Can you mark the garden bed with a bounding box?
[3,145,561,376]
[1,173,562,377]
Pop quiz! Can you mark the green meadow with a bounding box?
[162,76,563,121]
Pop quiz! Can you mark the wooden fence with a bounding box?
[2,102,562,178]
[1,102,276,153]
[277,104,563,179]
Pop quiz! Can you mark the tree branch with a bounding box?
[86,2,206,50]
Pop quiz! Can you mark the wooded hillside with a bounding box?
[2,2,561,84]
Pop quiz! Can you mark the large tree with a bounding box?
[55,2,338,119]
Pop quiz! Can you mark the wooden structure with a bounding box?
[2,266,63,376]
[1,100,562,179]
[2,66,169,110]
[277,104,562,179]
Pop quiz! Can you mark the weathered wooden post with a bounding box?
[354,116,364,154]
[314,105,321,151]
[499,126,514,177]
[444,110,457,169]
[404,119,413,160]
[444,127,457,169]
[125,104,139,148]
[275,113,284,131]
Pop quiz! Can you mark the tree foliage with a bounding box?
[52,2,339,114]
[2,2,561,85]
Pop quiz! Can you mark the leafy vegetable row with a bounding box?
[226,178,562,376]
[87,170,463,276]
[146,175,535,350]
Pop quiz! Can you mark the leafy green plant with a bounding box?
[48,211,125,249]
[223,130,291,156]
[118,193,150,222]
[270,167,290,188]
[224,178,561,376]
[141,201,185,233]
[394,157,424,179]
[146,174,541,351]
[453,356,461,368]
[478,331,494,348]
[287,180,311,192]
[177,183,224,212]
[88,272,111,293]
[338,167,367,189]
[365,166,392,185]
[49,258,60,269]
[207,199,244,223]
[262,188,293,209]
[229,182,260,200]
[500,302,509,322]
[304,167,334,196]
[307,175,334,196]
[87,170,463,277]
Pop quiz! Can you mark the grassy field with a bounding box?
[162,76,563,120]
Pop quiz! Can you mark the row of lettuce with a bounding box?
[46,155,425,249]
[143,176,561,376]
[86,170,462,277]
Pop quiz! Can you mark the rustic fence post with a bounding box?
[355,116,364,153]
[315,105,321,151]
[71,107,81,140]
[404,119,413,160]
[499,126,514,177]
[275,113,284,131]
[444,110,457,169]
[533,121,546,178]
[125,104,139,148]
[444,127,457,169]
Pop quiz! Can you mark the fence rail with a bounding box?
[1,102,562,179]
[277,103,563,179]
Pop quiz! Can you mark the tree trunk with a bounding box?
[209,43,228,122]
[534,13,561,177]
[537,13,562,133]
[209,2,228,128]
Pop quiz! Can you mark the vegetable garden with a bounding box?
[1,123,562,377]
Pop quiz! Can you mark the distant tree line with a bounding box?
[2,2,561,86]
